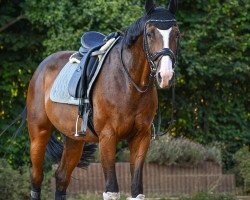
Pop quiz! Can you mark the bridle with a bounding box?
[121,19,179,93]
[143,19,177,74]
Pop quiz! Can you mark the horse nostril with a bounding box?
[157,73,162,83]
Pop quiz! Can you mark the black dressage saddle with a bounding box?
[68,31,106,99]
[67,31,120,136]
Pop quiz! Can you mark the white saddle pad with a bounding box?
[50,62,79,105]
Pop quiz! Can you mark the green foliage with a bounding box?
[24,0,144,55]
[0,159,53,200]
[116,148,130,162]
[147,135,221,166]
[233,146,250,193]
[159,0,249,170]
[0,159,30,199]
[179,192,236,200]
[0,0,249,171]
[0,0,43,166]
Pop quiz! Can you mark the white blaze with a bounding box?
[157,28,174,88]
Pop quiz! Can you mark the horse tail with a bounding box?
[46,133,97,168]
[0,106,27,138]
[1,106,96,168]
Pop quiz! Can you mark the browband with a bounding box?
[146,19,177,30]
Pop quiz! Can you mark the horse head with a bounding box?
[144,0,180,88]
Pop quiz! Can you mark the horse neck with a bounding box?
[122,36,150,88]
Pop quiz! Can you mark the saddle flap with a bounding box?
[68,34,119,99]
[68,64,82,98]
[81,32,106,49]
[68,46,101,99]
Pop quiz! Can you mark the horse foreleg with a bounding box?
[128,132,150,199]
[99,133,120,200]
[55,136,84,200]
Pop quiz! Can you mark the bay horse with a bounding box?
[27,0,179,199]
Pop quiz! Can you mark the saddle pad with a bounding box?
[50,36,121,106]
[50,62,79,105]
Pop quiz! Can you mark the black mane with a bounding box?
[122,15,147,48]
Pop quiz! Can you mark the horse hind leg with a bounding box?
[28,119,54,200]
[55,136,84,200]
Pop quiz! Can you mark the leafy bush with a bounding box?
[0,0,249,171]
[233,146,250,194]
[116,149,130,162]
[0,159,30,199]
[179,192,236,200]
[0,159,53,200]
[147,135,221,166]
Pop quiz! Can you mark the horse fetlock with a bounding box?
[31,171,44,187]
[103,192,120,200]
[126,194,145,200]
[55,190,67,200]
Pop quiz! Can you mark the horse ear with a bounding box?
[145,0,155,14]
[168,0,178,15]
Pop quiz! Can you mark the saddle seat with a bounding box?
[79,31,106,55]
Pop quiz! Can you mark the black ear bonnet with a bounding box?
[146,7,176,30]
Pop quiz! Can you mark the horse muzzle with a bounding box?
[156,55,174,88]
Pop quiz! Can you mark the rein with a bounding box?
[155,36,180,138]
[155,74,176,138]
[120,45,155,93]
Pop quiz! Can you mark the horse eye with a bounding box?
[176,32,180,38]
[146,32,153,38]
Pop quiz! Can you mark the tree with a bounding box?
[168,0,249,169]
[0,0,249,170]
[0,0,44,166]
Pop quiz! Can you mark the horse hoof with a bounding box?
[103,192,120,200]
[126,194,145,200]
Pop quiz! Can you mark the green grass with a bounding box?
[68,193,128,200]
[68,192,237,200]
[179,192,237,200]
